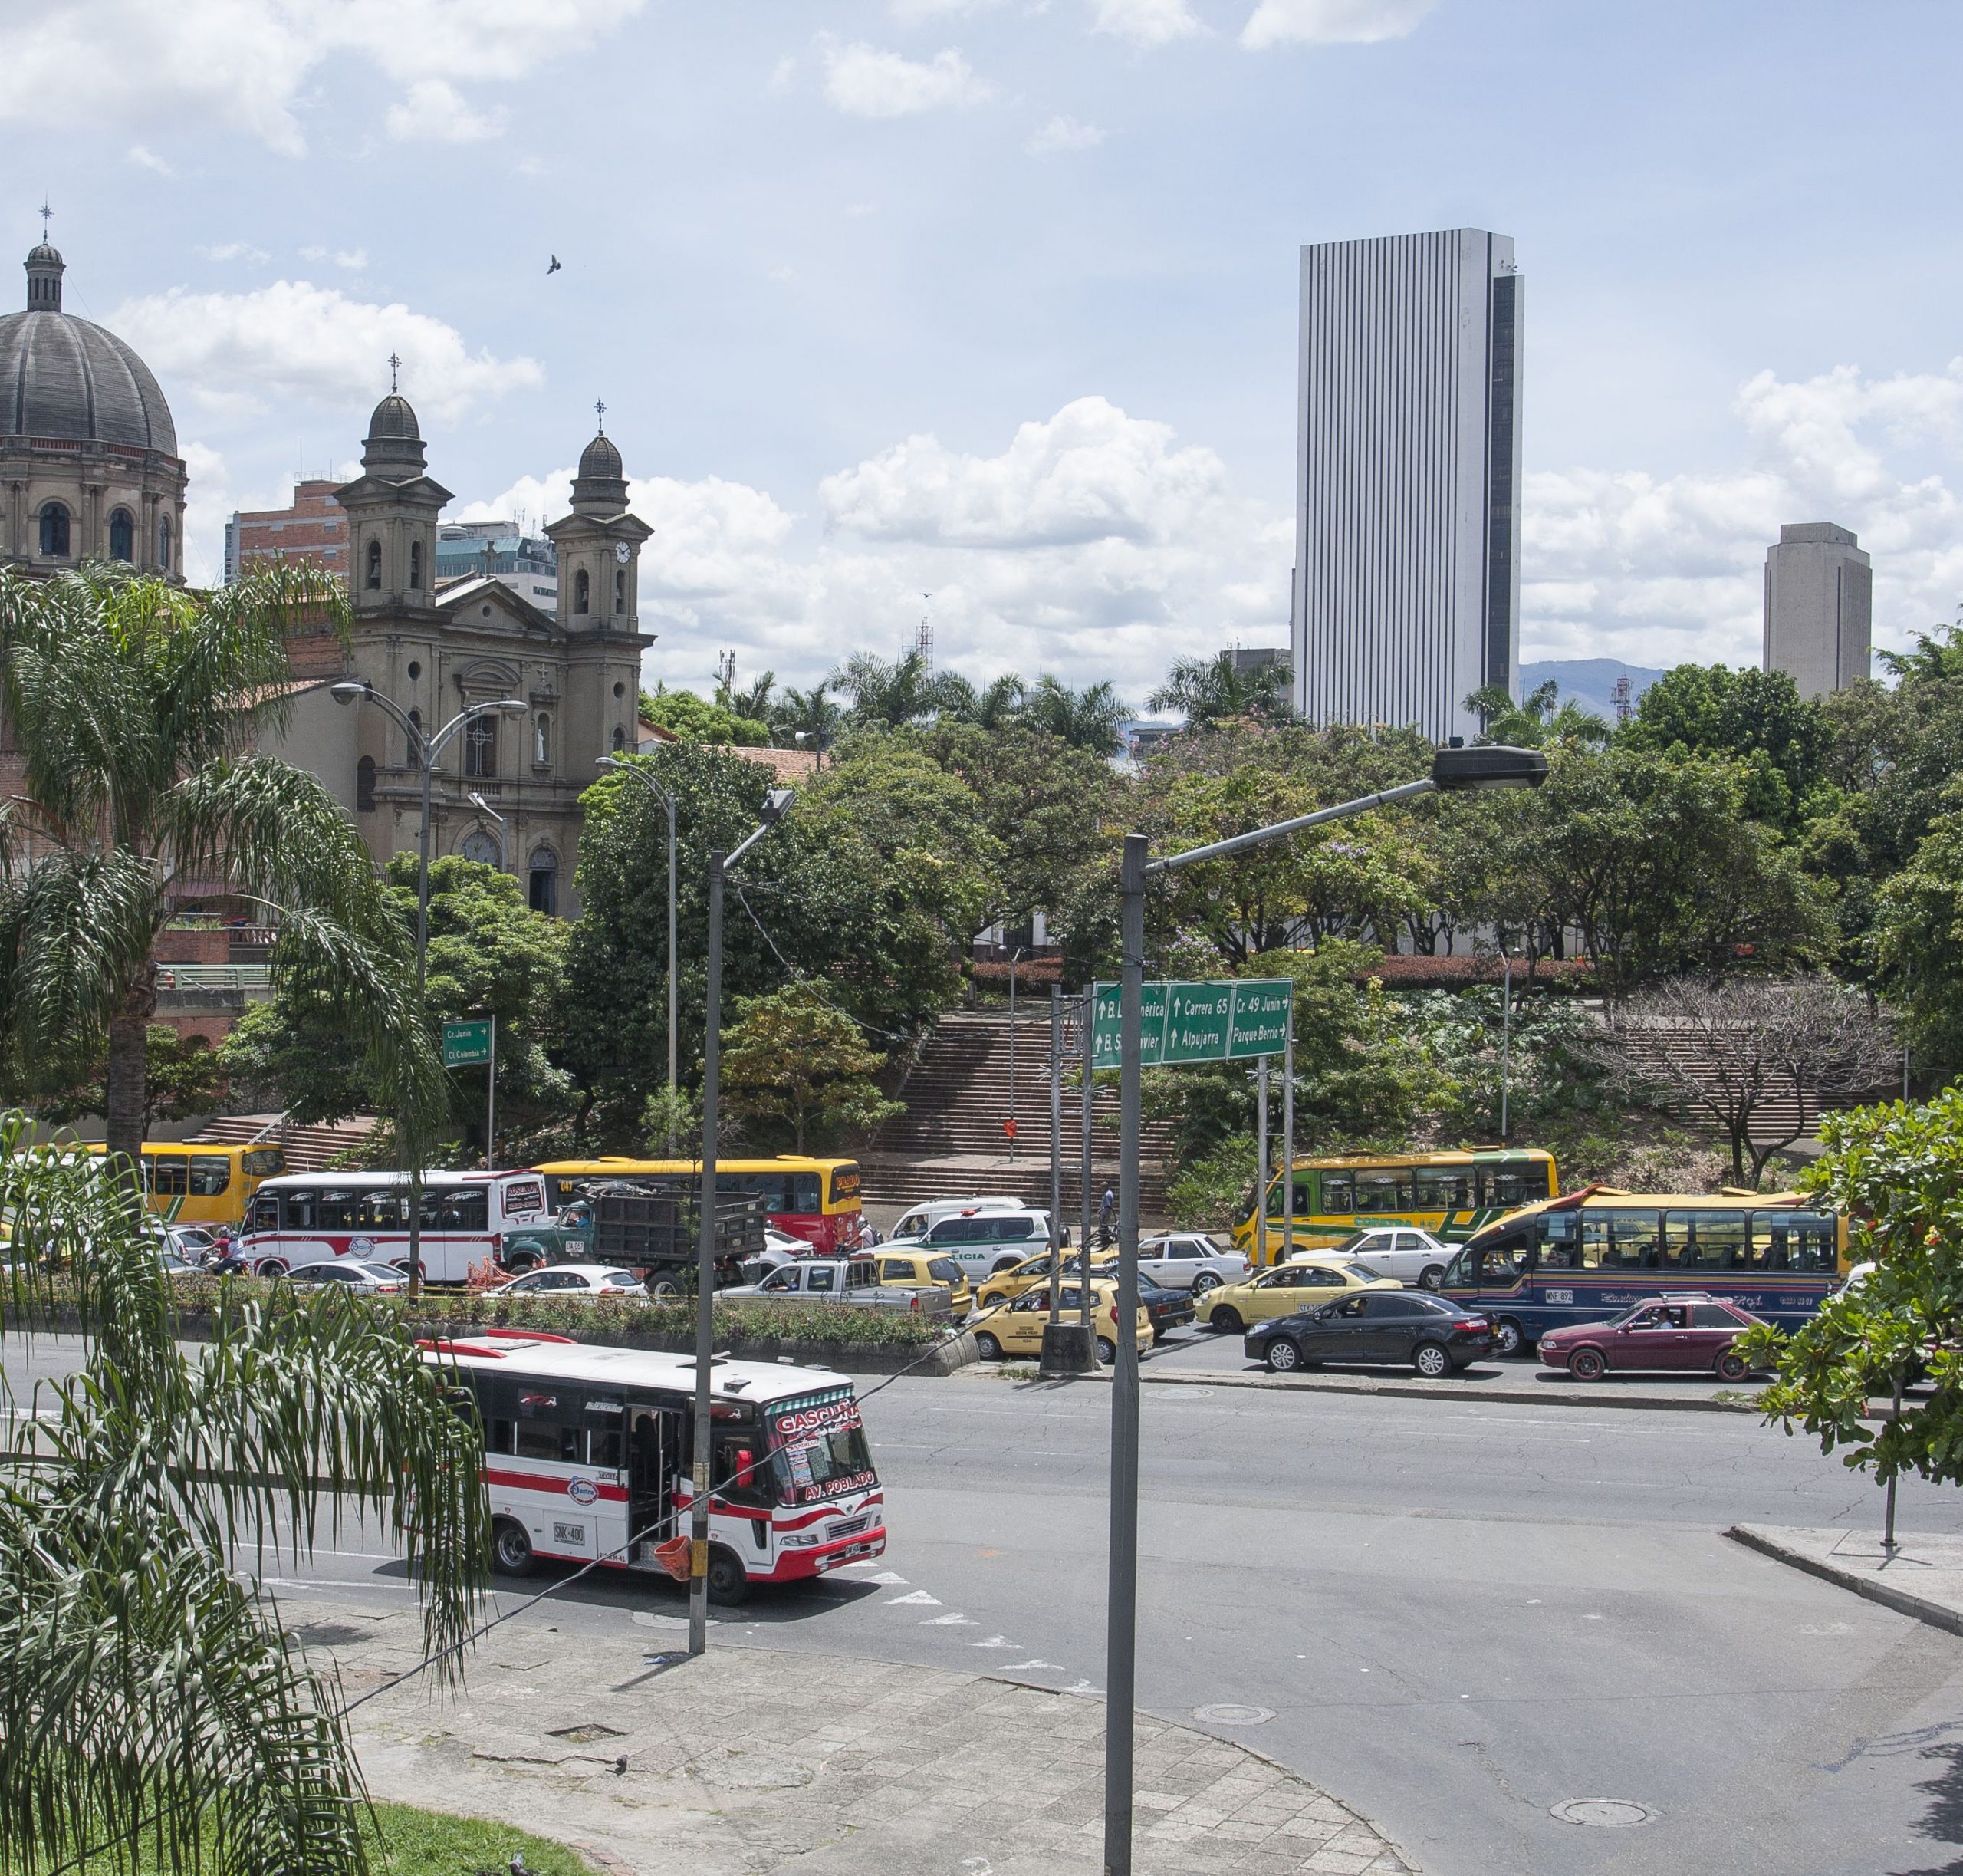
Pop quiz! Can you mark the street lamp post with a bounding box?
[597,755,680,1150]
[1099,742,1547,1876]
[466,790,507,871]
[689,785,795,1658]
[331,680,526,1292]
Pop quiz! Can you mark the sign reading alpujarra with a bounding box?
[1090,979,1292,1068]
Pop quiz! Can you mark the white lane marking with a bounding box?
[886,1590,942,1606]
[921,1612,977,1626]
[862,1571,909,1585]
[999,1659,1065,1672]
[969,1635,1020,1649]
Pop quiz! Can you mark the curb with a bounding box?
[1725,1525,1963,1639]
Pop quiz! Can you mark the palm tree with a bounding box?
[1146,651,1294,728]
[1024,675,1128,755]
[0,1120,487,1873]
[827,650,945,729]
[722,668,777,723]
[1465,680,1610,748]
[936,670,1027,730]
[0,564,442,1168]
[771,683,843,755]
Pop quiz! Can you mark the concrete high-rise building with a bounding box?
[1291,228,1523,745]
[1763,522,1871,698]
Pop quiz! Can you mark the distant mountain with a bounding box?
[1518,657,1668,728]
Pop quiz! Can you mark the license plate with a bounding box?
[817,1541,874,1572]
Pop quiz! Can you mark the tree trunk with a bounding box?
[104,966,158,1190]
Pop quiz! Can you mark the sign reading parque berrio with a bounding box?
[1090,979,1292,1067]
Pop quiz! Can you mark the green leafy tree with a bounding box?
[1742,1091,1963,1486]
[1618,663,1829,828]
[1465,678,1610,749]
[1023,675,1128,755]
[1872,805,1963,1072]
[0,564,440,1169]
[721,983,903,1151]
[31,1022,225,1136]
[1147,651,1294,728]
[935,670,1027,730]
[768,683,843,757]
[638,685,770,746]
[827,650,953,729]
[0,1117,486,1874]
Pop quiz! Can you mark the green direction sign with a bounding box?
[441,1017,494,1068]
[1090,979,1291,1068]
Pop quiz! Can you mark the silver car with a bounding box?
[1136,1232,1251,1295]
[1300,1226,1456,1289]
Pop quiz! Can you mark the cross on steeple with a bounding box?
[38,201,52,237]
[594,398,606,433]
[389,352,401,391]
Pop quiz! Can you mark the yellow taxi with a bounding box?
[1200,1258,1399,1334]
[972,1250,1078,1312]
[872,1248,973,1312]
[973,1279,1152,1366]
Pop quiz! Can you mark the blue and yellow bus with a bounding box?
[1439,1186,1850,1356]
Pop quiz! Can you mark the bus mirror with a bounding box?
[1060,1227,1072,1246]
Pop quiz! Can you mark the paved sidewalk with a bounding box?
[1730,1523,1963,1638]
[292,1587,1412,1876]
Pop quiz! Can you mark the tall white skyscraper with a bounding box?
[1763,522,1871,699]
[1291,229,1523,745]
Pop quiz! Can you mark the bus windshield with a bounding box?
[768,1389,876,1505]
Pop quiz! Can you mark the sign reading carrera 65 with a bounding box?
[1090,979,1292,1068]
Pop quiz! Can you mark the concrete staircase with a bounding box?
[860,1012,1182,1219]
[188,1113,380,1173]
[1611,1026,1892,1151]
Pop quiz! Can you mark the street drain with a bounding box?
[1550,1799,1656,1828]
[1192,1703,1274,1726]
[550,1723,626,1744]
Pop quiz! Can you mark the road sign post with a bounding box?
[442,1017,498,1167]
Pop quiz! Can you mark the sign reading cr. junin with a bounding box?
[1089,979,1291,1068]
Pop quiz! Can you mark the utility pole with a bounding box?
[1256,1053,1268,1270]
[1048,984,1063,1325]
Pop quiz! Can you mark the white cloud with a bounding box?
[1241,0,1436,48]
[198,242,269,265]
[386,77,506,142]
[1522,359,1963,670]
[300,245,369,271]
[110,280,542,424]
[1028,114,1106,155]
[127,144,174,175]
[0,0,643,155]
[1091,0,1202,49]
[819,37,994,117]
[766,54,797,94]
[462,397,1286,699]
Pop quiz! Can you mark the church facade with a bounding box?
[1,236,656,920]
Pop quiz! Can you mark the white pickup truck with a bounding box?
[721,1256,952,1317]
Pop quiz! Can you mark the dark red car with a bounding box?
[1537,1295,1766,1381]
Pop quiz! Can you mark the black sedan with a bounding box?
[1134,1271,1196,1337]
[1244,1290,1494,1377]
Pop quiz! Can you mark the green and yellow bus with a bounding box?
[87,1140,289,1229]
[1231,1148,1560,1264]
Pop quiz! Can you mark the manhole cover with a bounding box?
[550,1723,625,1744]
[1192,1703,1274,1726]
[1550,1799,1656,1828]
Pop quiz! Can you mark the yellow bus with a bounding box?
[89,1140,290,1229]
[1231,1147,1560,1264]
[530,1156,864,1252]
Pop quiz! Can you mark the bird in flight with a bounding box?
[546,255,561,275]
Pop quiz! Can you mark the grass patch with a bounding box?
[65,1801,596,1873]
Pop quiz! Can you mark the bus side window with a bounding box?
[1318,1173,1352,1214]
[586,1402,626,1470]
[188,1155,232,1197]
[1579,1213,1608,1269]
[316,1187,359,1230]
[439,1189,490,1232]
[513,1387,579,1463]
[152,1154,189,1196]
[1603,1209,1660,1269]
[358,1189,406,1229]
[1415,1168,1471,1209]
[1355,1171,1408,1213]
[284,1189,318,1229]
[1539,1213,1578,1270]
[1787,1214,1836,1273]
[250,1193,280,1232]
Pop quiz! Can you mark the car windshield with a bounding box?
[1601,1304,1651,1328]
[602,1269,638,1285]
[1350,1261,1391,1282]
[1331,1232,1374,1255]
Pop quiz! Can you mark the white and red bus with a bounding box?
[425,1329,886,1598]
[238,1170,550,1282]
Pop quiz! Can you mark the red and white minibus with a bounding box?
[425,1330,886,1598]
[238,1170,550,1282]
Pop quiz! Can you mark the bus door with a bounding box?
[626,1400,683,1569]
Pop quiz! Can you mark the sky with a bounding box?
[6,0,1963,704]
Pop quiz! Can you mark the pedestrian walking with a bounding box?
[1099,1183,1116,1250]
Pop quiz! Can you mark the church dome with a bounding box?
[570,425,627,515]
[0,242,179,456]
[578,431,622,481]
[362,390,427,472]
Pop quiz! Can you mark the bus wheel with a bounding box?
[505,1253,540,1275]
[1492,1317,1526,1358]
[706,1547,751,1605]
[492,1519,537,1578]
[1209,1305,1245,1334]
[647,1275,682,1302]
[1567,1348,1606,1382]
[974,1331,1002,1360]
[1418,1265,1445,1291]
[1715,1349,1748,1383]
[257,1259,289,1279]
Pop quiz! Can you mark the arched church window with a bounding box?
[574,568,590,615]
[356,755,376,813]
[409,540,423,591]
[366,540,382,589]
[611,723,626,754]
[108,508,133,562]
[38,502,70,558]
[614,568,625,613]
[528,847,559,917]
[465,715,497,779]
[159,517,172,569]
[534,713,551,766]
